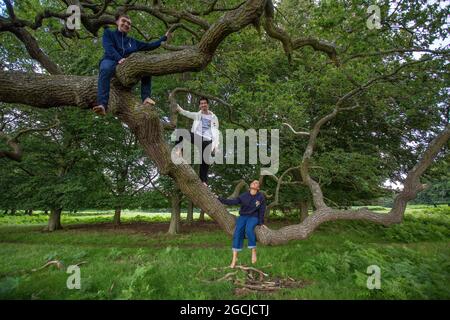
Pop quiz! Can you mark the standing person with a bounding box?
[175,97,219,185]
[218,180,267,268]
[93,13,171,115]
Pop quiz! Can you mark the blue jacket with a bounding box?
[102,28,167,62]
[219,191,266,225]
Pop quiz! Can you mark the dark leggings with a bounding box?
[175,132,212,183]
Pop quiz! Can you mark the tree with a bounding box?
[0,0,448,243]
[87,118,157,225]
[0,106,106,230]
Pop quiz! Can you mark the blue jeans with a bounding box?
[232,215,259,252]
[97,58,152,109]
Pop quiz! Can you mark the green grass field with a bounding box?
[0,205,449,300]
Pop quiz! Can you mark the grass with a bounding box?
[0,205,449,300]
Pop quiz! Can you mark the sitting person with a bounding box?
[93,13,170,115]
[218,180,267,268]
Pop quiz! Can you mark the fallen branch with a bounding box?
[208,264,309,295]
[31,260,64,272]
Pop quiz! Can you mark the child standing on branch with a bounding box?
[93,13,171,115]
[218,180,267,268]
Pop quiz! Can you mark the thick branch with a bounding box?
[262,0,338,64]
[256,123,450,245]
[9,27,63,75]
[0,120,59,162]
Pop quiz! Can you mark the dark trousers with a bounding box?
[175,132,212,183]
[97,58,151,109]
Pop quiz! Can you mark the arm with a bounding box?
[218,196,241,206]
[135,35,168,51]
[176,104,197,120]
[102,29,123,62]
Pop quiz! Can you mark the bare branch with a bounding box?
[262,0,338,65]
[0,118,59,162]
[282,123,309,136]
[228,179,248,198]
[9,27,63,75]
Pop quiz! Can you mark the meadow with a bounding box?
[0,205,449,300]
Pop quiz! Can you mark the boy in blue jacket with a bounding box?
[218,180,267,268]
[93,13,171,115]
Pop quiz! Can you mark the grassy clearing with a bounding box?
[0,205,449,299]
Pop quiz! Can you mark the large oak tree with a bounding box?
[0,0,448,243]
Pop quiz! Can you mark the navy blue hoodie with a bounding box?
[102,28,167,62]
[218,191,266,225]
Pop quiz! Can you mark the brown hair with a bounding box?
[115,13,131,21]
[199,97,209,104]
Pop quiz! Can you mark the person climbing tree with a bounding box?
[93,13,171,115]
[218,180,267,268]
[175,97,220,186]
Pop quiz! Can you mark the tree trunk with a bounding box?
[199,209,205,222]
[113,206,121,225]
[46,208,63,231]
[186,200,194,225]
[168,193,181,234]
[265,206,271,222]
[3,209,7,215]
[44,209,48,214]
[11,209,16,215]
[299,200,309,222]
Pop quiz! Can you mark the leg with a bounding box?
[174,134,184,157]
[245,217,259,264]
[231,216,246,267]
[191,133,208,183]
[174,130,193,157]
[199,140,212,184]
[141,76,154,105]
[96,59,117,114]
[251,248,257,264]
[231,250,238,269]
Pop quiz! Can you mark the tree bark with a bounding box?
[299,200,309,222]
[168,193,181,234]
[113,206,121,225]
[186,200,194,225]
[46,208,63,232]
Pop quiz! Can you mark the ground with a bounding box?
[0,205,449,299]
